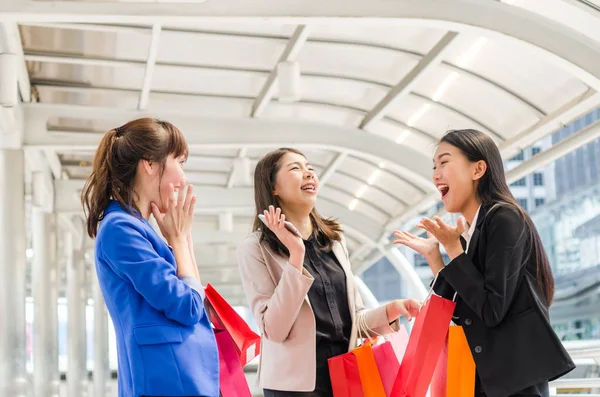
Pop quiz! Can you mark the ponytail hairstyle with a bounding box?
[82,118,188,238]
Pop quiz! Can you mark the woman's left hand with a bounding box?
[387,298,422,322]
[417,216,466,260]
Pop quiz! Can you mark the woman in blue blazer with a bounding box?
[82,118,219,397]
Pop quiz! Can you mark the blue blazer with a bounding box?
[95,201,219,397]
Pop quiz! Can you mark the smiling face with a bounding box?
[272,152,319,210]
[432,141,485,213]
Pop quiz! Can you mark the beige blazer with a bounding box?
[236,231,396,392]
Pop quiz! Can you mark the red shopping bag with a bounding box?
[205,284,261,366]
[329,352,364,397]
[391,294,456,397]
[215,329,252,397]
[372,341,400,397]
[429,333,449,397]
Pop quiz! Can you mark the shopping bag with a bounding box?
[353,340,386,397]
[429,326,476,397]
[372,341,400,397]
[214,329,252,397]
[429,333,449,397]
[329,351,365,397]
[205,283,261,366]
[386,324,410,363]
[446,326,476,396]
[391,294,456,397]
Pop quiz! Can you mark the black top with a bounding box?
[303,235,352,393]
[434,203,574,397]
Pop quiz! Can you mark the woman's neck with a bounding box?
[280,205,313,239]
[461,197,482,227]
[133,193,152,219]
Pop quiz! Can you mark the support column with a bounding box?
[48,223,60,397]
[93,257,109,397]
[0,149,28,396]
[66,231,87,397]
[31,208,53,397]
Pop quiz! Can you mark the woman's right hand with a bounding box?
[151,180,196,245]
[392,230,440,259]
[263,206,305,270]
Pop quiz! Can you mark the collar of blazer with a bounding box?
[257,232,357,316]
[466,203,495,261]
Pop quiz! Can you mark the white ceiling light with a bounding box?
[348,198,358,211]
[277,61,301,103]
[396,129,411,144]
[367,169,380,185]
[355,185,368,198]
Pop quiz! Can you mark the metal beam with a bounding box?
[31,80,440,144]
[22,37,547,119]
[251,25,309,117]
[139,24,161,110]
[226,148,247,188]
[55,182,387,239]
[506,118,600,182]
[318,152,348,188]
[0,22,31,102]
[24,105,434,188]
[360,31,458,129]
[8,1,596,90]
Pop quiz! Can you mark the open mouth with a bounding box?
[301,184,316,193]
[438,184,450,200]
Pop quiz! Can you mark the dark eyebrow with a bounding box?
[434,152,451,162]
[286,161,312,168]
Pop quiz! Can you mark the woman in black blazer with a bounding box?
[394,129,575,397]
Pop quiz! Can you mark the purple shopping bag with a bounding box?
[214,329,252,397]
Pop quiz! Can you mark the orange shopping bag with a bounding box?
[446,326,475,396]
[430,326,476,397]
[353,340,386,397]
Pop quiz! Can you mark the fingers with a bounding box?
[188,194,196,220]
[150,203,163,223]
[396,302,413,322]
[182,183,194,214]
[407,299,423,316]
[168,183,177,208]
[176,179,187,209]
[456,216,467,234]
[279,213,285,228]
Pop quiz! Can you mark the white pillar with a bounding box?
[32,208,53,397]
[0,149,28,396]
[48,225,60,397]
[66,231,87,397]
[93,260,109,397]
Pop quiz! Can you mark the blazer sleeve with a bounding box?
[338,234,397,337]
[439,205,528,327]
[98,216,205,327]
[236,235,314,343]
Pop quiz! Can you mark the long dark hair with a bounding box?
[441,129,554,306]
[252,148,343,256]
[82,118,188,238]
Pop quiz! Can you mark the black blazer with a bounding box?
[434,203,575,397]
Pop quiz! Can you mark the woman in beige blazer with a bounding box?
[237,148,421,397]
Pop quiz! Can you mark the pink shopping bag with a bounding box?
[214,329,252,397]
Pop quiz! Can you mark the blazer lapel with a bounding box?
[467,205,488,261]
[331,240,356,320]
